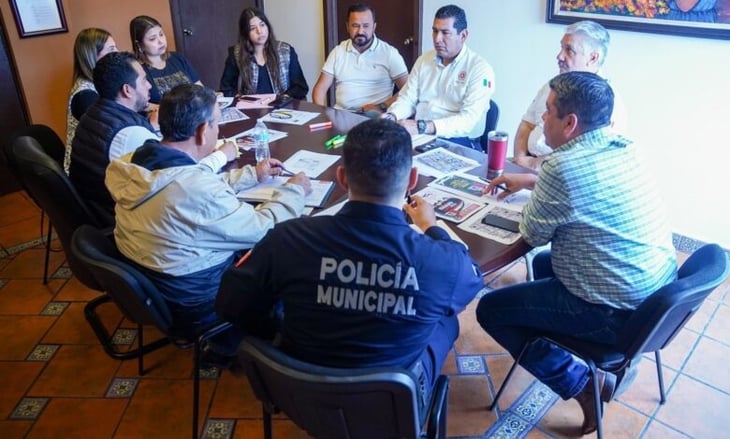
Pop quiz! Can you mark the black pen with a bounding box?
[277,165,295,176]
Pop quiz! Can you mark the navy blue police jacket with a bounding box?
[216,201,483,369]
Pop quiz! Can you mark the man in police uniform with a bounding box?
[217,118,483,389]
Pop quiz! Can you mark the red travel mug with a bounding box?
[487,131,509,180]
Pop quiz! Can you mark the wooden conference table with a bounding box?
[220,100,531,275]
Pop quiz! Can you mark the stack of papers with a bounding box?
[237,177,335,208]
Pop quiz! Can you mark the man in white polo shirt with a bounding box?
[312,3,408,115]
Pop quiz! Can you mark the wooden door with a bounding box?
[323,0,421,70]
[0,16,29,195]
[169,0,262,91]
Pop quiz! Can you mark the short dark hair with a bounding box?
[435,4,467,33]
[549,71,614,133]
[93,51,139,100]
[342,119,412,199]
[347,3,375,22]
[158,84,217,142]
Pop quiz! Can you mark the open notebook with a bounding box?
[236,177,335,208]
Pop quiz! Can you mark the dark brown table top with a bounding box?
[220,100,532,275]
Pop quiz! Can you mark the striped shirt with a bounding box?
[520,128,677,309]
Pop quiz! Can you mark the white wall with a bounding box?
[264,0,324,101]
[270,0,730,248]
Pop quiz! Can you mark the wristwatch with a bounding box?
[378,102,388,112]
[417,119,427,135]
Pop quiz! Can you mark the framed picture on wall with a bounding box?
[9,0,68,38]
[547,0,730,40]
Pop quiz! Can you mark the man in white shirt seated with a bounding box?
[312,3,408,115]
[70,51,160,225]
[513,20,627,170]
[384,4,495,149]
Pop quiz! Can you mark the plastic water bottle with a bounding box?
[253,119,270,164]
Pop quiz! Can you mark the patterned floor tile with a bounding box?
[50,266,73,279]
[199,367,222,380]
[202,419,235,439]
[112,328,138,346]
[40,301,69,316]
[484,413,531,439]
[510,382,557,423]
[4,238,46,257]
[9,397,48,420]
[457,355,486,374]
[105,378,139,398]
[26,344,60,362]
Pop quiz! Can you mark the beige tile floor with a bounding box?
[1,190,729,438]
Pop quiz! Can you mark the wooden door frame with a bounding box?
[322,0,422,105]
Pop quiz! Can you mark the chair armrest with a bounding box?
[425,375,449,439]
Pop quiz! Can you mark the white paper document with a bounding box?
[282,150,340,178]
[237,177,335,208]
[217,96,234,108]
[413,148,480,178]
[261,109,320,126]
[226,127,289,150]
[219,107,249,125]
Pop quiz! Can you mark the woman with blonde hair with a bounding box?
[65,28,117,173]
[219,7,308,99]
[130,15,202,104]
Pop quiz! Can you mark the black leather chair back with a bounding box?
[71,225,174,331]
[617,244,729,357]
[20,124,65,166]
[479,99,500,151]
[5,136,102,288]
[238,336,443,439]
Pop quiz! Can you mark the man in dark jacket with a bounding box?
[69,51,157,225]
[217,118,484,392]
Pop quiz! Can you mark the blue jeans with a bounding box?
[476,251,632,399]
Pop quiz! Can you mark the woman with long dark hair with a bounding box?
[219,7,308,99]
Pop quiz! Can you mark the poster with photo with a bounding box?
[414,187,485,223]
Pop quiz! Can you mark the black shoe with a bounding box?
[199,347,237,370]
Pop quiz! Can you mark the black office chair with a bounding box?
[4,125,68,283]
[3,135,102,287]
[478,99,500,152]
[238,336,450,439]
[70,224,232,439]
[489,244,730,439]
